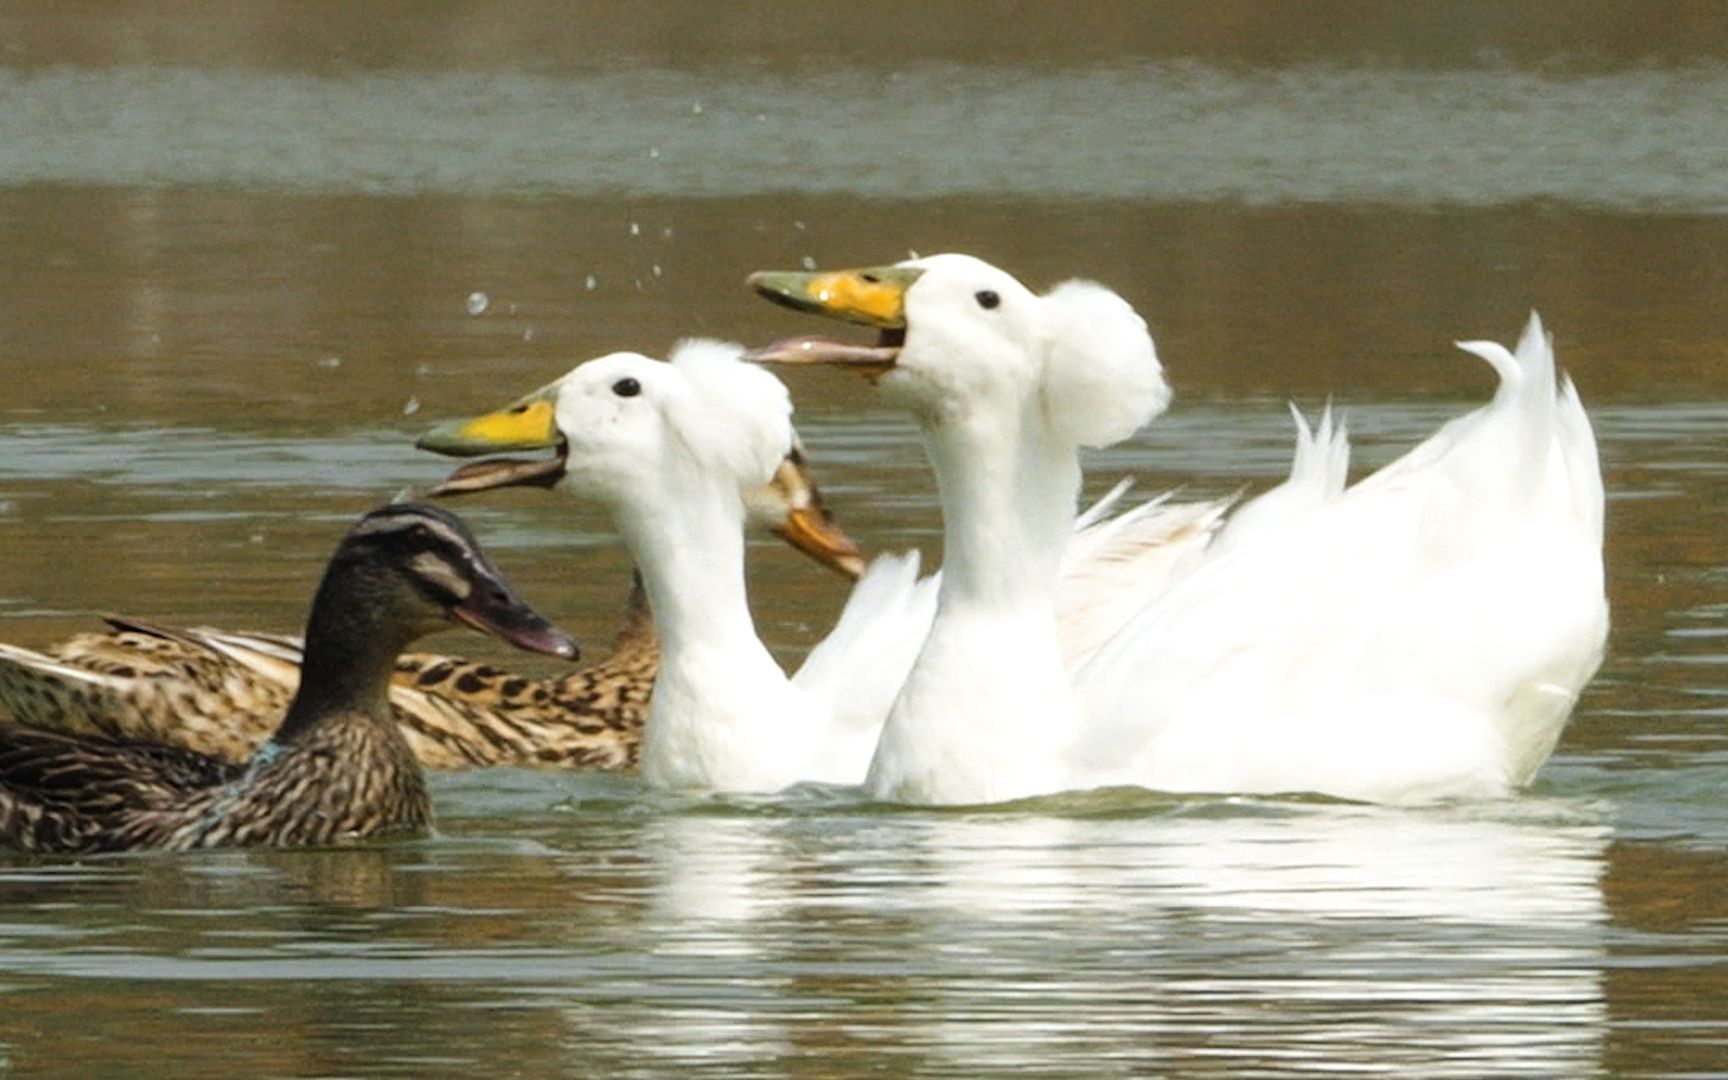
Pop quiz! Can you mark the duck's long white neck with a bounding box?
[866,402,1082,804]
[613,482,760,657]
[928,409,1077,614]
[611,472,808,792]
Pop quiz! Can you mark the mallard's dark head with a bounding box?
[327,503,579,660]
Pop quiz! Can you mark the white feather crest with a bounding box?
[1038,279,1170,449]
[667,338,795,490]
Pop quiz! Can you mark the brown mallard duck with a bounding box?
[0,503,579,854]
[0,446,862,770]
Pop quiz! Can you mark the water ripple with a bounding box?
[0,63,1723,210]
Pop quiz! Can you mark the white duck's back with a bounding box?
[1073,314,1607,803]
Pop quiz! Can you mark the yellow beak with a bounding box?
[746,265,922,329]
[417,386,561,457]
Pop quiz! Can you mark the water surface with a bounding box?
[1,4,1726,1077]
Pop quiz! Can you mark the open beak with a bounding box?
[416,383,568,497]
[744,265,922,377]
[747,440,866,579]
[773,504,865,580]
[417,381,561,458]
[448,569,581,661]
[761,445,866,579]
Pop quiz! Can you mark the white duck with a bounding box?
[748,254,1608,806]
[414,340,938,793]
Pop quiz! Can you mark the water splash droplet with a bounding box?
[585,274,598,291]
[628,222,641,236]
[523,327,536,342]
[316,356,343,369]
[652,264,663,278]
[402,396,421,416]
[465,291,489,316]
[800,256,817,270]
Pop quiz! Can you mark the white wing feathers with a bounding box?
[792,550,939,752]
[1057,487,1233,667]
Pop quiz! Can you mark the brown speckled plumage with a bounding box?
[389,592,657,770]
[0,503,575,855]
[0,620,298,763]
[0,714,429,853]
[0,578,657,772]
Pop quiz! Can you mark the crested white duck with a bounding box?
[748,254,1608,806]
[415,340,939,793]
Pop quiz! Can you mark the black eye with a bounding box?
[975,290,1001,310]
[612,377,641,398]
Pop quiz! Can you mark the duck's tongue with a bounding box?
[421,455,565,498]
[744,335,901,376]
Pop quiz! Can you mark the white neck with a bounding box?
[928,411,1076,612]
[615,484,759,656]
[866,404,1081,804]
[612,476,812,792]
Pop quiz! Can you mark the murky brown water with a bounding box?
[1,4,1726,1077]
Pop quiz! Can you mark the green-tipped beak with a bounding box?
[417,386,561,458]
[746,265,923,329]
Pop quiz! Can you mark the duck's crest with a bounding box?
[667,338,794,490]
[1039,280,1169,449]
